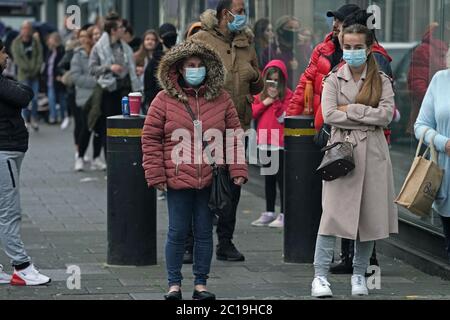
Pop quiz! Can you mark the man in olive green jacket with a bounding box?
[192,0,263,263]
[11,21,43,130]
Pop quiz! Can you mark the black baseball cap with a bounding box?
[159,23,177,38]
[327,4,361,21]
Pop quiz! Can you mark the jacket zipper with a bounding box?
[195,90,202,189]
[175,155,179,176]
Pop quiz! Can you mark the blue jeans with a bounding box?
[48,86,67,121]
[166,188,213,287]
[21,79,39,122]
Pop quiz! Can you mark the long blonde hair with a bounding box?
[342,24,382,108]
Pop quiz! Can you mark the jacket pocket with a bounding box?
[239,63,255,84]
[7,160,16,188]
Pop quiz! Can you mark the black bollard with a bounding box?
[284,116,323,263]
[107,115,157,266]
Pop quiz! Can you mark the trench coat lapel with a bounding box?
[337,64,367,103]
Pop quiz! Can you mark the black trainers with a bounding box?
[330,259,353,275]
[193,290,216,301]
[216,242,245,262]
[164,290,182,301]
[183,251,193,264]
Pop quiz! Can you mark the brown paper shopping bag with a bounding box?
[395,130,444,217]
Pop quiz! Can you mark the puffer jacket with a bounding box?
[287,32,337,130]
[407,23,448,133]
[252,60,293,148]
[142,40,248,190]
[192,9,264,130]
[408,23,448,103]
[71,47,97,107]
[0,74,34,152]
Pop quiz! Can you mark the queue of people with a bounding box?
[1,0,450,301]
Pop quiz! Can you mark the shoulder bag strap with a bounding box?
[182,102,217,167]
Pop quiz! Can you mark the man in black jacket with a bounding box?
[0,40,51,286]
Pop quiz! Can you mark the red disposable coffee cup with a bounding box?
[128,92,142,116]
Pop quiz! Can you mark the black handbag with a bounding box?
[182,103,233,216]
[209,165,233,214]
[316,131,355,181]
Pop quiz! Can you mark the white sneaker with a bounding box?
[75,152,90,163]
[91,158,107,171]
[351,275,369,296]
[311,276,333,298]
[11,264,51,286]
[0,265,12,285]
[268,214,284,228]
[251,212,276,227]
[61,117,71,130]
[75,157,84,172]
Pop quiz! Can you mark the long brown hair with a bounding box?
[341,24,382,108]
[82,27,94,55]
[134,30,160,67]
[260,67,287,101]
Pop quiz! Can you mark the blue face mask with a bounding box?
[227,11,247,32]
[184,67,206,86]
[343,49,368,68]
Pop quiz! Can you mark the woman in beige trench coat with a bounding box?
[311,24,398,299]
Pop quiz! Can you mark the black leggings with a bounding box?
[263,150,284,213]
[73,106,83,147]
[78,108,103,160]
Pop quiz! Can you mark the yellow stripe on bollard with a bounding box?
[107,128,143,138]
[284,128,317,137]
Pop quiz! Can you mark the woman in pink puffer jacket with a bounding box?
[141,40,248,301]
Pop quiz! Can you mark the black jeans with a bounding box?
[216,183,241,245]
[73,105,83,147]
[441,216,450,260]
[101,88,124,118]
[264,150,284,213]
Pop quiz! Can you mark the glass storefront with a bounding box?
[44,0,450,241]
[153,0,450,237]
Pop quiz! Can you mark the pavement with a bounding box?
[0,122,449,300]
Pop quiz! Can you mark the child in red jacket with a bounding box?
[251,60,293,228]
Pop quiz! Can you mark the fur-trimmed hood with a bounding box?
[157,40,225,102]
[199,9,255,44]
